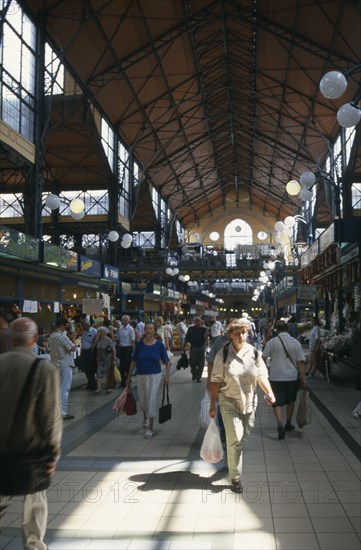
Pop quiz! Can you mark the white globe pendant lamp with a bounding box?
[286,180,301,196]
[108,230,120,242]
[319,71,348,99]
[337,103,361,128]
[71,210,85,220]
[69,198,85,214]
[299,187,313,202]
[45,194,61,210]
[299,171,316,188]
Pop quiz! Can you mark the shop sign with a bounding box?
[79,255,101,277]
[82,298,104,314]
[0,225,39,261]
[174,291,180,299]
[103,263,119,282]
[297,285,318,300]
[44,243,77,270]
[168,289,174,298]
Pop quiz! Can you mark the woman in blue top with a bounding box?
[126,321,171,438]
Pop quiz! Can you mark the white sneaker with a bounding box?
[144,429,153,438]
[352,412,361,418]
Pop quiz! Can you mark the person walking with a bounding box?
[79,319,97,390]
[126,321,171,438]
[0,317,62,550]
[116,315,135,387]
[185,316,209,382]
[177,317,188,352]
[262,319,307,439]
[306,317,322,379]
[48,317,77,420]
[208,318,275,493]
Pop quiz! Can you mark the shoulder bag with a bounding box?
[277,335,298,371]
[0,357,55,495]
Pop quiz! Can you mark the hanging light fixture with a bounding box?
[319,71,348,99]
[286,180,301,196]
[45,194,61,210]
[71,210,85,220]
[319,66,361,128]
[69,198,85,214]
[108,230,120,242]
[336,103,361,128]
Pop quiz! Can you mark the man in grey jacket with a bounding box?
[0,317,62,550]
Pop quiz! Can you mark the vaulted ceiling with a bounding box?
[20,0,361,228]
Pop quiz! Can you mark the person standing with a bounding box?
[209,318,275,493]
[0,317,62,550]
[306,317,322,379]
[262,319,307,439]
[126,321,171,438]
[48,317,77,420]
[116,315,135,387]
[95,326,117,393]
[79,319,97,390]
[185,317,209,382]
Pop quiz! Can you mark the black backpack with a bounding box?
[222,342,258,363]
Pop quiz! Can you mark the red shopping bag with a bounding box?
[124,388,137,415]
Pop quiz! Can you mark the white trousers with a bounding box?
[60,364,72,416]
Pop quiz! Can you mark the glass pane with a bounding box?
[21,44,36,95]
[22,10,36,50]
[3,24,21,81]
[6,0,22,34]
[2,86,20,130]
[20,103,34,141]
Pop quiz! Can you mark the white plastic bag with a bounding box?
[199,390,211,429]
[200,418,224,464]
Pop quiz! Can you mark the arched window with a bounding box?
[224,219,253,266]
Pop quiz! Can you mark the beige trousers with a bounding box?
[219,401,256,480]
[0,491,48,549]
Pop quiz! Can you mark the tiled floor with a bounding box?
[1,355,360,550]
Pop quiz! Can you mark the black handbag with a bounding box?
[158,384,172,424]
[0,357,55,496]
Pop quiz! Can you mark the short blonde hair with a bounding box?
[227,319,250,334]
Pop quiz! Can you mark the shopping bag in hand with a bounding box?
[112,387,128,414]
[296,389,312,428]
[200,418,224,464]
[124,388,137,415]
[199,390,211,429]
